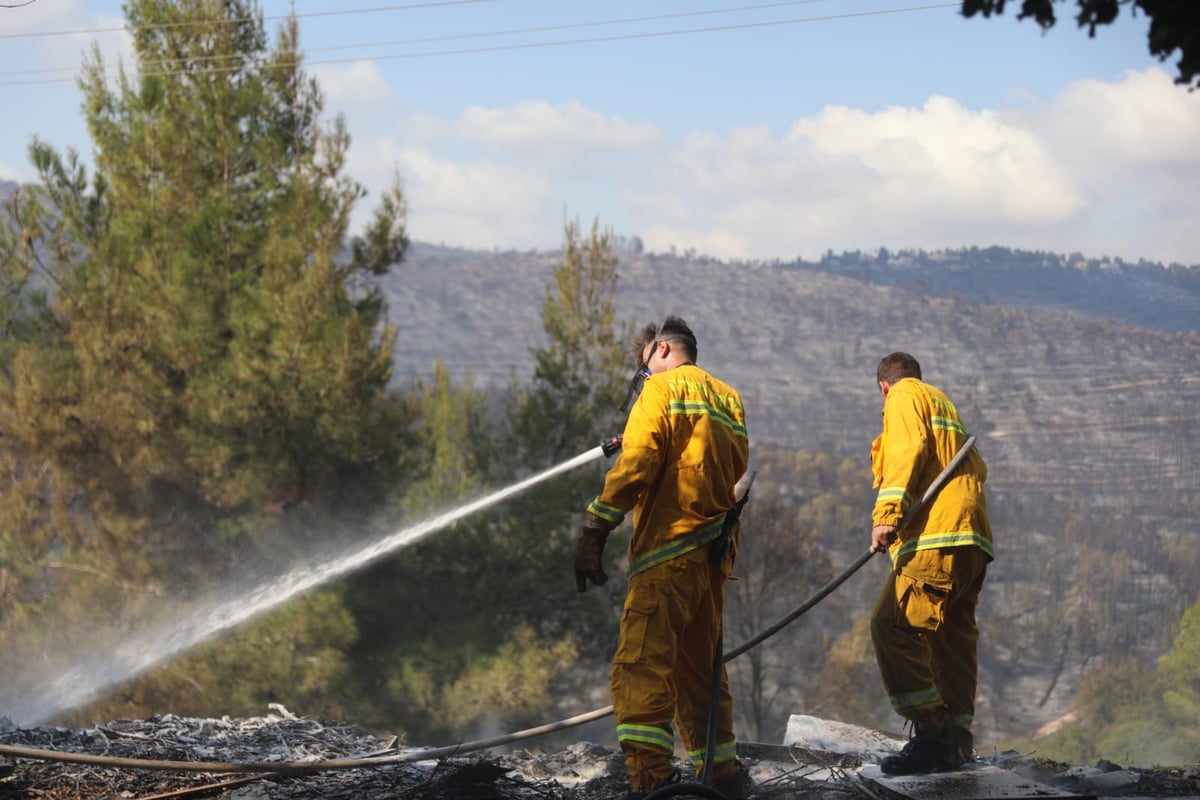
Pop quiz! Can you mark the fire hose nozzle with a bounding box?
[601,435,623,457]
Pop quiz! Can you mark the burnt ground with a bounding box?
[1,711,1198,799]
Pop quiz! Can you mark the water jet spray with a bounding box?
[3,442,616,725]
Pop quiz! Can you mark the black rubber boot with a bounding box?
[714,767,755,798]
[881,722,964,775]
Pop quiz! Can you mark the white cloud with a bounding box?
[627,95,1088,261]
[311,60,393,108]
[620,68,1200,265]
[789,96,1084,223]
[668,125,832,197]
[623,127,852,260]
[389,110,449,146]
[343,102,665,248]
[340,67,1200,266]
[455,100,662,170]
[1001,66,1200,263]
[638,221,753,261]
[352,138,561,250]
[1036,67,1200,170]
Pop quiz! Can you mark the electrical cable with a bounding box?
[0,0,843,80]
[144,0,850,76]
[0,2,961,86]
[0,0,493,40]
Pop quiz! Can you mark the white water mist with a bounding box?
[5,445,607,725]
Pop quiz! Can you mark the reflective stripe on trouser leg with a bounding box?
[888,686,943,718]
[671,548,735,782]
[931,547,987,755]
[611,548,731,792]
[871,546,987,733]
[617,723,674,753]
[688,738,737,772]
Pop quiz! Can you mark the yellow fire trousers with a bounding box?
[870,546,988,756]
[611,547,741,793]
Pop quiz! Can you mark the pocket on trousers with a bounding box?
[614,594,657,664]
[895,572,951,632]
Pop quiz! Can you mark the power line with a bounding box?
[0,0,844,80]
[0,0,492,41]
[304,3,963,63]
[0,0,849,80]
[0,2,961,87]
[298,0,847,54]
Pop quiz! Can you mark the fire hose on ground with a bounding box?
[0,436,978,783]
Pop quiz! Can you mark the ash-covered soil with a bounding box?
[0,710,855,800]
[1,710,1197,799]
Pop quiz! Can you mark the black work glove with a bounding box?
[574,523,611,592]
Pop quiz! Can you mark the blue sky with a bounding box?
[2,0,1197,266]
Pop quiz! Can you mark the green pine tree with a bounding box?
[0,0,408,720]
[339,220,634,741]
[509,218,632,465]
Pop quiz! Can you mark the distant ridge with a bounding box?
[387,241,1200,509]
[808,246,1200,334]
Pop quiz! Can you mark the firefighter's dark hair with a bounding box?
[632,316,698,365]
[658,316,698,362]
[877,352,921,384]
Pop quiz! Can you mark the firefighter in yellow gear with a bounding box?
[574,316,751,799]
[868,352,993,774]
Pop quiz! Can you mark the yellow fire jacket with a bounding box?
[587,364,749,576]
[872,377,993,564]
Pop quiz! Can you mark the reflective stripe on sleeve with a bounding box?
[586,498,624,526]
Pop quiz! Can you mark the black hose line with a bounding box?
[701,629,723,786]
